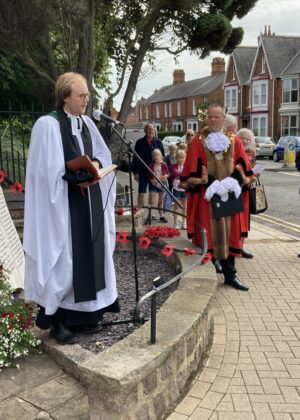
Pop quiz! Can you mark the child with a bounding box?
[148,148,170,223]
[177,142,188,153]
[172,150,187,229]
[165,143,177,191]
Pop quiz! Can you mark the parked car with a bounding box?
[273,136,300,162]
[254,136,275,159]
[162,136,182,152]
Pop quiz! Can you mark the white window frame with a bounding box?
[177,100,181,116]
[164,103,168,117]
[172,122,183,131]
[156,104,160,118]
[252,80,268,110]
[232,66,236,80]
[224,86,238,113]
[145,107,149,119]
[139,107,142,120]
[281,115,298,136]
[168,102,172,118]
[251,114,268,136]
[282,78,298,104]
[261,56,266,73]
[187,119,198,132]
[192,99,196,115]
[154,123,161,132]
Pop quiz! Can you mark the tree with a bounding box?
[0,0,258,161]
[0,0,111,110]
[102,0,257,157]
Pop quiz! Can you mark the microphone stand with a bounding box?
[110,123,183,306]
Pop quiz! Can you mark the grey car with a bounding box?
[254,136,275,159]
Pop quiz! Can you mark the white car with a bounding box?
[162,136,182,152]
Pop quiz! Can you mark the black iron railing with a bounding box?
[133,224,207,344]
[0,102,44,183]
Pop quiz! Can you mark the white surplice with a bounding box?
[23,115,117,315]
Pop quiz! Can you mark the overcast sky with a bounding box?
[111,0,300,111]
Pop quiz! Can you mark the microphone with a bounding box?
[92,110,123,126]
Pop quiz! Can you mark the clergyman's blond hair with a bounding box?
[55,72,87,107]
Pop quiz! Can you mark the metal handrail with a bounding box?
[133,224,208,344]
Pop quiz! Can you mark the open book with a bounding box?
[66,155,117,182]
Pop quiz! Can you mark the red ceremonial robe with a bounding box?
[181,134,254,260]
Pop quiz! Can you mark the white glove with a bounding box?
[216,177,241,202]
[204,180,220,201]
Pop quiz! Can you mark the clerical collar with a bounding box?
[63,109,83,133]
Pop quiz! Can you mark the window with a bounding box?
[145,107,149,119]
[172,123,182,131]
[252,115,267,136]
[252,81,268,106]
[187,120,198,131]
[232,89,237,108]
[177,101,181,116]
[281,115,298,136]
[169,102,172,118]
[225,87,238,111]
[232,66,236,80]
[192,99,196,115]
[139,107,142,120]
[282,79,298,103]
[261,56,266,73]
[164,103,168,117]
[156,104,160,118]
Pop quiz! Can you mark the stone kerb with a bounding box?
[39,231,217,420]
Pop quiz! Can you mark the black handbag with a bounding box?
[249,178,268,214]
[212,192,244,219]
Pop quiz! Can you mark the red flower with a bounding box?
[116,231,129,244]
[10,182,24,193]
[139,236,151,249]
[161,244,174,257]
[0,264,3,271]
[144,226,180,239]
[202,253,212,264]
[8,324,14,330]
[1,313,8,318]
[132,205,139,214]
[184,248,196,256]
[116,208,124,216]
[0,170,6,183]
[9,312,15,318]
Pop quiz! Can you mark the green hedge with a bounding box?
[157,130,184,139]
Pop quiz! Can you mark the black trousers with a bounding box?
[36,299,120,330]
[213,255,236,282]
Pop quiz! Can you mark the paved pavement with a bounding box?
[3,168,300,420]
[168,222,300,420]
[0,350,88,419]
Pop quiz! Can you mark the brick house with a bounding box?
[225,27,300,140]
[136,58,226,134]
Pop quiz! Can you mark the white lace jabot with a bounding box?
[204,132,230,152]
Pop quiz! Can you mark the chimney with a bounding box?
[173,69,185,85]
[211,57,225,76]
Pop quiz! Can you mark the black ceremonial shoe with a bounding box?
[69,324,102,334]
[241,249,254,259]
[50,323,79,345]
[214,259,223,274]
[225,276,249,291]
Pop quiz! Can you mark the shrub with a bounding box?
[0,264,40,369]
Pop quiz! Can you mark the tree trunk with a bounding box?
[108,14,159,161]
[77,0,94,116]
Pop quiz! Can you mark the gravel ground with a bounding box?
[78,249,177,354]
